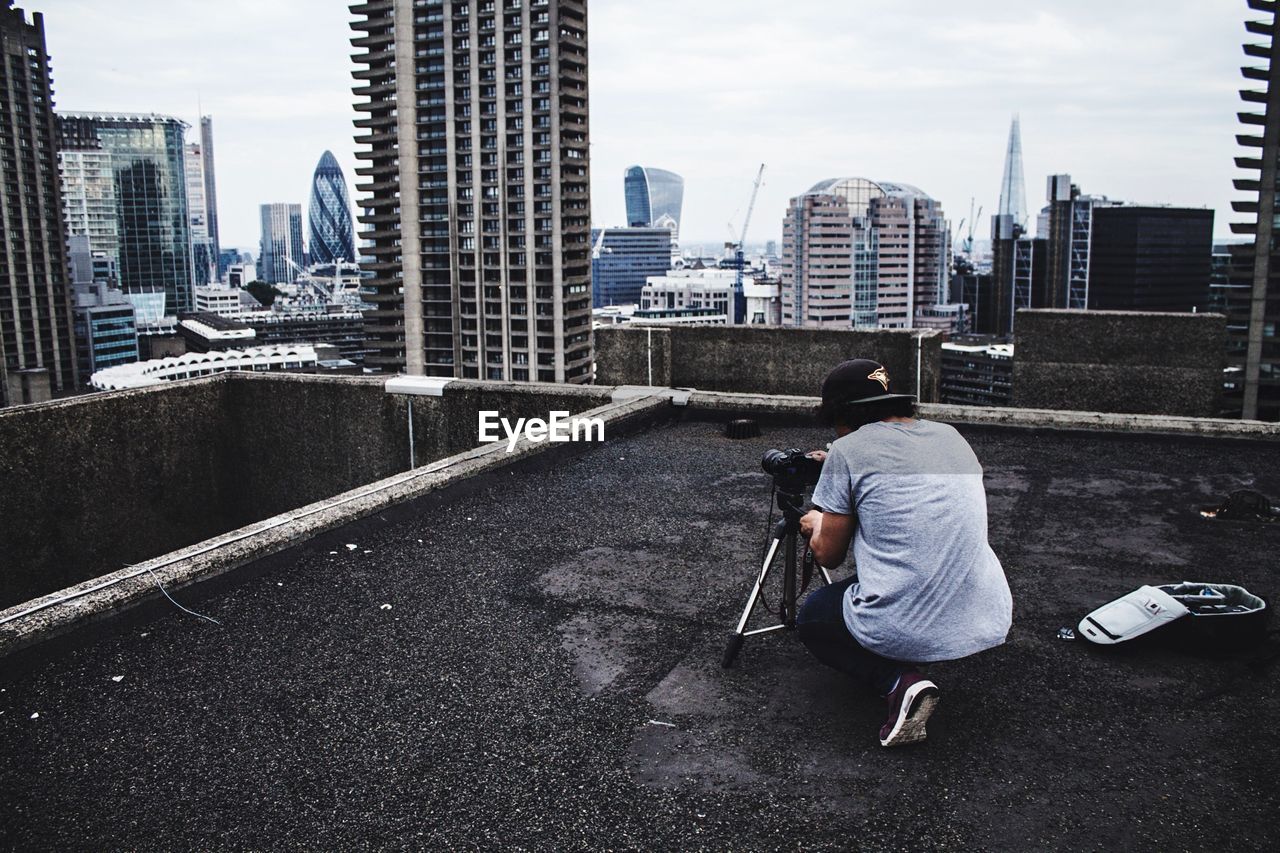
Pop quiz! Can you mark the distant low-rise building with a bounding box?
[89,344,356,391]
[72,282,138,381]
[592,305,636,327]
[178,306,366,363]
[940,339,1014,407]
[193,286,243,316]
[743,277,781,325]
[636,269,736,325]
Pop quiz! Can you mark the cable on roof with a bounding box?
[143,566,221,626]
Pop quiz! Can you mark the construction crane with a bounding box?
[591,227,608,260]
[963,205,982,255]
[732,164,766,322]
[952,198,983,258]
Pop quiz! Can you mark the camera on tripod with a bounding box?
[761,447,823,496]
[722,447,833,668]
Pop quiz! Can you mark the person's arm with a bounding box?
[799,510,855,568]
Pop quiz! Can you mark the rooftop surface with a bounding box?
[2,415,1279,849]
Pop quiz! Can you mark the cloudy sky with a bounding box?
[31,0,1248,251]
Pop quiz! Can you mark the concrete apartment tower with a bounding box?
[349,0,592,381]
[0,1,78,404]
[780,178,948,330]
[1227,0,1280,421]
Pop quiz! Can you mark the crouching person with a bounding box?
[798,359,1012,747]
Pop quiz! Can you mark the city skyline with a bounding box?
[26,0,1248,249]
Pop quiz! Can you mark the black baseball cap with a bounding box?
[817,358,916,426]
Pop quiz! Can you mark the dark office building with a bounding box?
[72,282,138,381]
[1087,206,1213,313]
[591,227,673,308]
[0,2,78,405]
[985,213,1047,337]
[1225,0,1280,421]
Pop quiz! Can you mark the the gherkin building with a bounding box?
[307,150,354,264]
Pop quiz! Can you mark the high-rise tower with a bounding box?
[1,1,78,404]
[308,150,355,265]
[349,0,592,381]
[58,113,194,314]
[1226,0,1280,421]
[257,203,304,284]
[185,142,215,286]
[199,116,222,278]
[623,166,684,239]
[781,178,948,330]
[997,115,1028,233]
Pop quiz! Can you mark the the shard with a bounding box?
[997,114,1028,232]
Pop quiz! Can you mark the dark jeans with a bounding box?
[797,576,906,696]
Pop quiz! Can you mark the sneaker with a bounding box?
[878,671,939,747]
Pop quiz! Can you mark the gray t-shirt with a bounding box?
[811,419,1012,663]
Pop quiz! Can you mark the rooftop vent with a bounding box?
[725,418,761,439]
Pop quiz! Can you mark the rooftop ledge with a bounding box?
[2,374,1279,848]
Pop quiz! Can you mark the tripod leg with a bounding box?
[723,537,783,668]
[783,532,798,627]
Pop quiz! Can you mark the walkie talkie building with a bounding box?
[624,165,683,239]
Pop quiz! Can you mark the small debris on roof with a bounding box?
[1200,489,1277,523]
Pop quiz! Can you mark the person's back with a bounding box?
[813,419,1012,663]
[797,357,1013,747]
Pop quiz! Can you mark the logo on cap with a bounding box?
[868,366,890,391]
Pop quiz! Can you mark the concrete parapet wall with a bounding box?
[0,378,229,609]
[0,394,669,657]
[595,325,941,402]
[0,374,613,609]
[1013,309,1226,417]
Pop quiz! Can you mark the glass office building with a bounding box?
[624,165,684,239]
[308,150,355,265]
[591,227,674,308]
[258,203,305,284]
[58,113,194,315]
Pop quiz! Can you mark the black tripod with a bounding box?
[722,489,834,668]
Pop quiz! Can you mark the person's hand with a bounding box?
[807,450,828,464]
[799,509,823,539]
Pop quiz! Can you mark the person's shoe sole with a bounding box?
[879,681,939,747]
